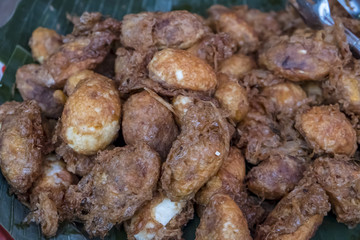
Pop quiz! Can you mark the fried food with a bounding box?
[161,100,230,201]
[125,192,193,240]
[63,143,161,238]
[16,64,66,118]
[60,71,121,155]
[25,155,76,237]
[0,101,20,130]
[255,177,330,240]
[64,70,94,96]
[0,100,44,195]
[219,53,256,80]
[311,157,360,227]
[148,48,217,93]
[195,194,252,240]
[29,27,62,64]
[172,95,195,125]
[295,105,357,156]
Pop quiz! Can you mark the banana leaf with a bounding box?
[0,0,360,239]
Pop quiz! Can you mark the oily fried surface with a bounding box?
[0,100,44,194]
[63,143,161,238]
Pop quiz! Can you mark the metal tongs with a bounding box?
[289,0,360,57]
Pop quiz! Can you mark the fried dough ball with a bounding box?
[161,100,230,201]
[0,100,44,194]
[125,192,193,240]
[25,155,76,237]
[219,53,256,80]
[148,48,217,93]
[195,147,246,209]
[64,70,94,96]
[259,31,340,82]
[29,27,62,64]
[295,105,357,156]
[172,95,195,125]
[122,91,179,159]
[312,157,360,226]
[195,194,252,240]
[255,177,330,240]
[0,101,20,130]
[187,32,237,69]
[63,143,161,238]
[16,64,66,118]
[215,74,249,123]
[44,12,121,87]
[247,155,306,200]
[61,71,121,155]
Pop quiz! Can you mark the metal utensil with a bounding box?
[290,0,360,57]
[337,0,360,19]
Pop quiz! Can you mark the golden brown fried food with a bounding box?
[195,146,246,209]
[63,143,161,238]
[172,95,195,125]
[161,100,230,201]
[16,64,66,118]
[61,71,121,155]
[64,69,94,96]
[259,30,340,82]
[195,194,252,240]
[301,81,324,105]
[148,48,217,93]
[295,105,357,156]
[255,177,330,240]
[247,155,306,200]
[29,27,62,64]
[125,192,193,240]
[215,74,249,123]
[0,100,44,195]
[122,91,178,159]
[44,12,121,87]
[0,101,20,130]
[311,157,360,226]
[25,155,76,237]
[219,53,256,80]
[187,32,237,69]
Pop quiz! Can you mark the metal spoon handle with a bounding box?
[345,28,360,57]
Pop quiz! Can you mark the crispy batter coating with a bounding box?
[25,155,76,237]
[311,157,360,227]
[172,95,195,125]
[29,27,62,64]
[64,70,94,96]
[125,192,193,240]
[63,143,161,238]
[259,31,340,81]
[61,71,121,155]
[255,177,330,240]
[247,155,306,200]
[16,64,66,118]
[0,100,44,194]
[219,53,256,80]
[295,105,357,156]
[195,194,252,240]
[195,146,246,208]
[148,48,217,92]
[0,101,20,130]
[122,91,178,159]
[161,100,230,201]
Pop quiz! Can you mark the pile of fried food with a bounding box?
[1,1,360,239]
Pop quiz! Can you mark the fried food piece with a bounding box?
[301,81,324,105]
[247,155,306,200]
[242,69,285,88]
[29,27,62,64]
[195,147,246,208]
[16,64,66,118]
[0,100,44,194]
[44,12,121,87]
[295,105,357,156]
[255,177,330,240]
[312,157,360,226]
[259,30,340,81]
[63,143,161,238]
[195,194,252,240]
[215,74,249,123]
[25,155,76,237]
[122,91,179,159]
[0,101,20,130]
[125,192,193,240]
[172,95,195,125]
[187,33,237,69]
[161,100,230,201]
[61,71,121,155]
[148,48,217,93]
[219,53,256,80]
[64,70,94,96]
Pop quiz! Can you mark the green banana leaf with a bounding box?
[0,0,360,239]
